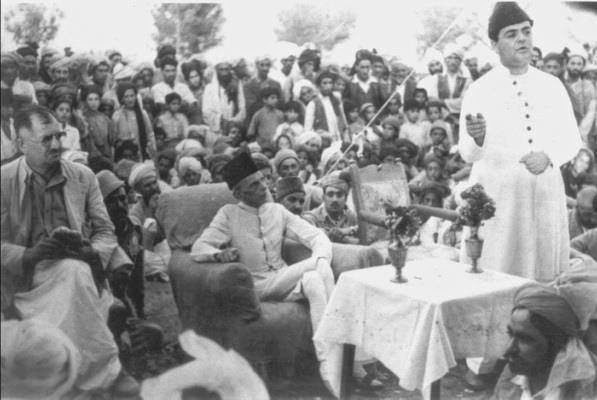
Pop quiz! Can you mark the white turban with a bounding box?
[295,130,322,149]
[113,63,135,80]
[443,43,464,60]
[1,319,80,399]
[292,79,315,101]
[178,156,203,177]
[128,160,157,188]
[175,139,205,155]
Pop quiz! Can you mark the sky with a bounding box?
[1,0,596,70]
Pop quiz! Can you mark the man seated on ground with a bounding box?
[128,161,170,282]
[190,151,335,387]
[1,105,139,397]
[492,284,597,399]
[276,176,306,216]
[304,171,359,244]
[568,186,597,240]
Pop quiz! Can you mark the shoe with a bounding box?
[356,373,385,391]
[112,369,140,398]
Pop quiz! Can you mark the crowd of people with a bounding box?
[1,1,597,398]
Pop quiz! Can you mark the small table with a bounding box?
[313,259,532,399]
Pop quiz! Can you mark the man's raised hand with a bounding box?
[465,113,486,146]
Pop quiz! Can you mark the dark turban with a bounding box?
[488,2,533,42]
[513,284,579,338]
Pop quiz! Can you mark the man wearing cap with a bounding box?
[305,70,346,142]
[388,59,417,104]
[244,56,283,122]
[459,2,582,282]
[274,148,323,211]
[492,283,596,399]
[1,105,139,396]
[202,60,246,134]
[276,176,306,215]
[304,171,359,244]
[16,44,39,82]
[347,51,384,110]
[565,54,595,121]
[191,151,335,384]
[418,44,471,117]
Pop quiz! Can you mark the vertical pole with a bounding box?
[340,344,356,399]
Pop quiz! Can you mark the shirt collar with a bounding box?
[352,75,378,85]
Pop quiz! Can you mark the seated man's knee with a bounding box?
[43,259,95,285]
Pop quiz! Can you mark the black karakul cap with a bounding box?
[488,2,533,42]
[222,151,259,190]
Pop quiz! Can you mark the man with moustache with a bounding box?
[202,60,246,134]
[459,2,582,283]
[565,54,596,120]
[492,284,596,399]
[1,105,139,397]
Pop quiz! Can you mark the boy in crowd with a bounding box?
[156,92,189,148]
[399,99,429,148]
[247,86,284,149]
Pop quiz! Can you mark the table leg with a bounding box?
[430,379,441,400]
[340,344,356,399]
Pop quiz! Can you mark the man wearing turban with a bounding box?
[492,282,597,399]
[128,161,170,282]
[191,151,336,389]
[417,43,471,119]
[304,171,359,244]
[177,156,203,186]
[459,2,583,282]
[1,52,37,105]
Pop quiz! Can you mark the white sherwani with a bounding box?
[459,65,582,282]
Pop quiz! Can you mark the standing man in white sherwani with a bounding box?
[191,151,335,389]
[459,2,582,284]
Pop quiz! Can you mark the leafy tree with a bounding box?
[275,3,356,51]
[415,6,485,55]
[3,4,64,46]
[152,3,224,54]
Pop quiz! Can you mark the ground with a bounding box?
[124,280,494,399]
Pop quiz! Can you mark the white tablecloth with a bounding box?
[314,259,532,397]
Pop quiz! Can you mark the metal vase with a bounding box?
[465,231,484,273]
[388,238,408,283]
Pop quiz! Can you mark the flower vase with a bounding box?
[465,227,484,273]
[388,236,408,283]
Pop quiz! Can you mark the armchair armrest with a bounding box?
[168,250,260,345]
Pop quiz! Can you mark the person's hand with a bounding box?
[465,113,486,145]
[22,237,67,271]
[520,151,551,175]
[327,228,345,242]
[214,248,239,263]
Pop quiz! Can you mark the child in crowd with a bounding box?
[399,99,428,148]
[359,102,383,154]
[380,116,401,149]
[296,145,319,185]
[225,121,246,149]
[413,88,429,121]
[395,138,420,181]
[114,139,140,162]
[81,84,115,161]
[100,98,116,119]
[33,82,51,108]
[247,86,284,148]
[154,126,167,152]
[52,98,81,151]
[156,92,189,148]
[273,132,294,151]
[385,95,403,120]
[409,154,450,202]
[418,122,450,168]
[344,100,364,140]
[426,101,454,145]
[275,101,304,139]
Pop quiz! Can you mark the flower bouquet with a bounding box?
[451,184,496,273]
[384,205,421,283]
